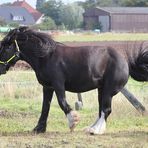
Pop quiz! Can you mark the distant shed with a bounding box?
[83,7,148,32]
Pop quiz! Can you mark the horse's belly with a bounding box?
[65,80,100,93]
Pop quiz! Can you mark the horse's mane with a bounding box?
[16,27,59,57]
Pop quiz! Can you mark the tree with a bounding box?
[8,22,19,27]
[59,3,84,29]
[0,17,6,26]
[80,0,98,9]
[38,0,64,26]
[33,17,57,30]
[79,0,148,9]
[121,0,148,7]
[36,0,46,10]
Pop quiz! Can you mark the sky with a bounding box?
[0,0,85,8]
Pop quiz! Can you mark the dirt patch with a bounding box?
[0,130,147,148]
[64,41,142,47]
[0,109,32,118]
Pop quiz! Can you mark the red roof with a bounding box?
[12,0,43,21]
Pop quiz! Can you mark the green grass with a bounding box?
[1,32,148,42]
[0,96,147,147]
[0,71,148,133]
[54,32,148,42]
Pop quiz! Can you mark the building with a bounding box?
[12,0,43,24]
[0,6,35,25]
[83,7,148,32]
[0,0,43,26]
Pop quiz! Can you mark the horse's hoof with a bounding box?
[75,101,83,110]
[33,126,46,134]
[67,111,80,132]
[84,127,105,135]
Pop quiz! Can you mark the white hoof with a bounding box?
[89,126,106,135]
[85,111,106,135]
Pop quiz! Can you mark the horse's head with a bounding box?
[0,26,56,74]
[0,27,28,74]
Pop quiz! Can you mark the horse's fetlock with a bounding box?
[103,108,111,119]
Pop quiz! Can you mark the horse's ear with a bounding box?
[18,26,29,33]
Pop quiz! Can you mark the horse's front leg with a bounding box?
[33,87,54,133]
[54,84,80,131]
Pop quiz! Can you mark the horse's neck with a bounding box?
[20,51,39,71]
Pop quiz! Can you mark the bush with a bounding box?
[8,22,20,28]
[33,17,57,30]
[0,17,6,26]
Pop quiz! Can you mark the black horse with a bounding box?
[0,27,147,134]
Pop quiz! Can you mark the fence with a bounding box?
[0,71,147,113]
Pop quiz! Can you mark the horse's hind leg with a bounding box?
[86,57,128,135]
[86,88,112,135]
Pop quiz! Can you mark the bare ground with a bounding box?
[64,41,142,47]
[0,130,147,148]
[0,108,147,148]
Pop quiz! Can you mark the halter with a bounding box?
[0,40,20,66]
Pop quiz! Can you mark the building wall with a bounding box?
[111,14,148,32]
[83,8,148,32]
[83,16,98,30]
[83,8,110,30]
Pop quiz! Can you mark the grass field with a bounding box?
[0,71,147,147]
[54,32,148,42]
[1,32,148,42]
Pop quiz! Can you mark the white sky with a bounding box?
[0,0,85,8]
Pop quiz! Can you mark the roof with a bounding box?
[12,0,43,21]
[98,7,148,14]
[0,6,35,25]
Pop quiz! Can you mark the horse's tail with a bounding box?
[129,44,148,81]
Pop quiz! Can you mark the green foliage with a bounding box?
[88,21,103,30]
[80,0,148,9]
[36,0,46,10]
[33,17,57,30]
[122,0,148,6]
[37,0,84,30]
[0,17,6,26]
[81,0,97,9]
[39,0,63,26]
[59,3,84,30]
[8,22,19,28]
[80,0,120,9]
